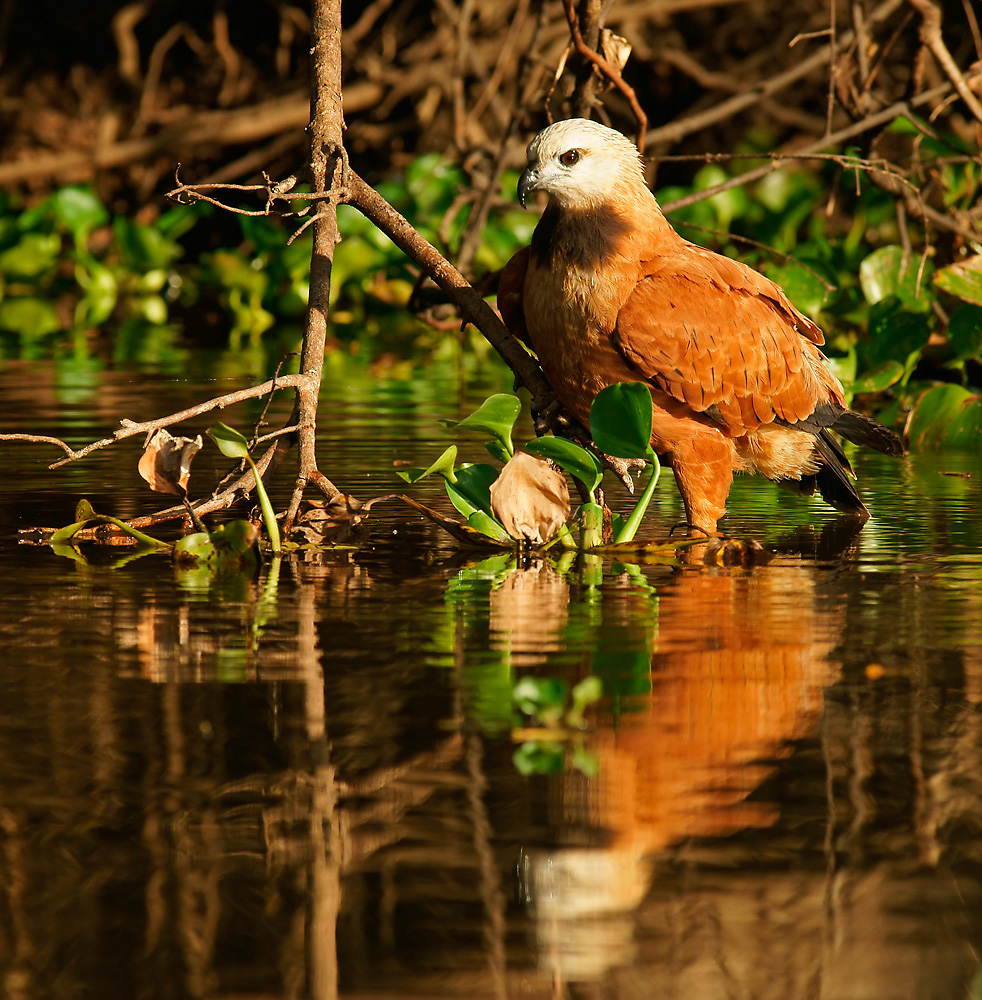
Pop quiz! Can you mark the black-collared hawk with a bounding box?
[498,118,903,536]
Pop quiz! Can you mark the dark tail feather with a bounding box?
[781,431,868,517]
[812,431,870,518]
[832,410,904,457]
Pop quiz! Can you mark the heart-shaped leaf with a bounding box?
[590,382,652,459]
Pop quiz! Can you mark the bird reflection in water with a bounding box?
[499,559,839,983]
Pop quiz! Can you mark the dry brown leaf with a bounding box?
[600,29,632,74]
[490,451,570,545]
[138,428,203,496]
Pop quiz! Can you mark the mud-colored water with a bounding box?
[1,357,980,1000]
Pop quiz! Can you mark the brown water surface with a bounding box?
[1,357,981,1000]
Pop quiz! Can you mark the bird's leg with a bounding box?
[668,436,733,537]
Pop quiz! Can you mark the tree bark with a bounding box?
[283,0,346,532]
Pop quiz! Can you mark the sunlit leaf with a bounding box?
[0,233,61,279]
[523,436,603,495]
[465,510,512,543]
[206,422,280,555]
[906,384,982,450]
[513,676,568,718]
[174,531,216,562]
[488,451,570,545]
[207,422,251,460]
[397,444,458,484]
[859,246,934,310]
[850,360,906,394]
[590,382,652,459]
[570,745,599,777]
[50,499,170,549]
[209,520,260,557]
[441,394,521,458]
[52,186,108,245]
[484,439,511,463]
[568,675,603,726]
[0,297,60,338]
[934,256,982,307]
[138,428,203,496]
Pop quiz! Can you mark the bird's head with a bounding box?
[518,118,646,210]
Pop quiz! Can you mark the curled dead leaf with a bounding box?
[138,428,203,496]
[489,451,570,545]
[600,29,632,73]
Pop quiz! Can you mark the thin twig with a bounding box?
[644,0,905,150]
[906,0,982,126]
[562,0,647,149]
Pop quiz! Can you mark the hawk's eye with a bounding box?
[559,149,581,166]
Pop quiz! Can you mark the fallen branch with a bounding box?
[0,374,306,469]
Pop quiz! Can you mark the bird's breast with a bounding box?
[522,256,638,426]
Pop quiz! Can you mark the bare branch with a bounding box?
[906,0,982,125]
[14,375,306,469]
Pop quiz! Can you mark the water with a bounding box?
[1,355,981,999]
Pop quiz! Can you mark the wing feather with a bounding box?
[614,247,838,437]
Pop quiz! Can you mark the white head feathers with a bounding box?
[518,118,647,210]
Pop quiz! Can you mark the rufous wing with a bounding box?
[613,248,841,437]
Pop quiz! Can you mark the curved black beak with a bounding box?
[518,167,538,209]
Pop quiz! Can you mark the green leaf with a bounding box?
[569,675,603,724]
[52,187,108,245]
[523,436,603,495]
[207,422,251,460]
[513,741,566,776]
[579,501,605,550]
[174,531,216,562]
[112,216,183,270]
[947,304,982,361]
[514,676,568,718]
[613,457,662,544]
[210,520,259,558]
[465,510,511,543]
[861,300,933,373]
[943,396,982,448]
[570,745,600,778]
[0,232,61,278]
[906,384,982,450]
[441,394,521,458]
[484,440,511,463]
[590,382,652,458]
[0,297,60,338]
[935,257,982,307]
[859,246,934,310]
[762,258,832,318]
[445,462,498,517]
[849,359,906,394]
[50,498,170,549]
[397,444,458,485]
